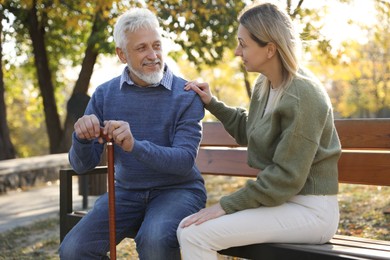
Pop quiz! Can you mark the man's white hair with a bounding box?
[113,8,160,49]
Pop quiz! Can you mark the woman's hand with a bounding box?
[180,203,226,228]
[184,81,213,105]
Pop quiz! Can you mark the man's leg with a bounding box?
[59,188,146,260]
[135,188,206,260]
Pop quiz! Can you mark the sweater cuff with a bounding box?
[73,132,93,144]
[220,188,250,214]
[130,139,143,156]
[204,97,231,121]
[204,97,222,113]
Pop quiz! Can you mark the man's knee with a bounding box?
[135,224,180,259]
[59,236,79,259]
[137,225,178,247]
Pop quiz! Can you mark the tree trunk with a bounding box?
[60,12,107,151]
[27,2,63,154]
[0,9,16,160]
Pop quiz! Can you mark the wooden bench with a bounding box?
[60,119,390,259]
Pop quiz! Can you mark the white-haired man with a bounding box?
[59,8,206,259]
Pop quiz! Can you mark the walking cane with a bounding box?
[100,128,116,260]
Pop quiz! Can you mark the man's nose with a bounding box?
[147,49,158,59]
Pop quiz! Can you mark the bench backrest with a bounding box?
[196,119,390,186]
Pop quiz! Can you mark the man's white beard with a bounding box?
[128,61,164,85]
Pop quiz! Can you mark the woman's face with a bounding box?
[234,24,269,73]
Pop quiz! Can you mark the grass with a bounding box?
[337,184,390,240]
[0,176,389,260]
[0,218,59,260]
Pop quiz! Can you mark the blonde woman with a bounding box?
[178,2,341,259]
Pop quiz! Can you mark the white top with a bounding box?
[263,87,280,116]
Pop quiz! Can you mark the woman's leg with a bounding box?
[177,195,339,260]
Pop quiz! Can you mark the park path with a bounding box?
[0,179,96,233]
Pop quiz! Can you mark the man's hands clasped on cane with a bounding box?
[74,115,134,152]
[103,120,134,152]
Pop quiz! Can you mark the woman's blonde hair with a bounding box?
[238,2,302,102]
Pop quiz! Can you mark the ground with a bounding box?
[0,176,389,260]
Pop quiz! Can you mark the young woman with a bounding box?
[177,2,341,259]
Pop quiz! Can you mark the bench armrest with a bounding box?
[59,166,108,241]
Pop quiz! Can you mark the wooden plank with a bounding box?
[276,242,390,260]
[333,235,390,246]
[335,119,390,149]
[197,148,390,186]
[338,150,390,186]
[219,243,347,260]
[220,241,390,260]
[70,211,88,217]
[196,148,258,177]
[330,236,390,252]
[60,166,108,176]
[202,119,390,149]
[201,122,240,147]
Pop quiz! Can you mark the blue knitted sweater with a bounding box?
[69,68,206,193]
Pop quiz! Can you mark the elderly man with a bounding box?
[59,8,206,260]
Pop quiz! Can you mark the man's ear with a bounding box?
[116,47,127,64]
[267,42,277,59]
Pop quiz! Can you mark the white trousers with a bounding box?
[177,195,339,260]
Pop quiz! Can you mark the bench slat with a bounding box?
[219,243,389,260]
[277,242,390,260]
[196,148,258,177]
[339,150,390,186]
[335,119,390,149]
[201,122,239,147]
[201,119,390,149]
[330,237,390,252]
[333,235,390,247]
[197,149,390,186]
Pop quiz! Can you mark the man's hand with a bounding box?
[103,120,135,152]
[74,115,135,152]
[74,114,101,141]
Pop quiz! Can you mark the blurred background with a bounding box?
[0,0,389,160]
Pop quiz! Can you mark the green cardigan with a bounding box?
[205,72,341,214]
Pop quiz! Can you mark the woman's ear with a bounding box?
[267,42,277,59]
[116,47,127,64]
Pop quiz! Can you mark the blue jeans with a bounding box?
[59,187,206,260]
